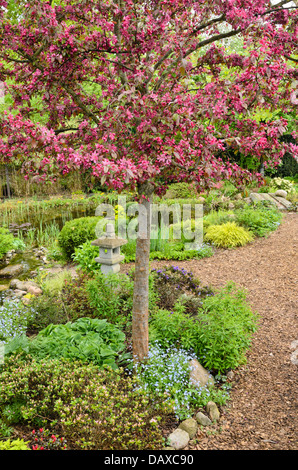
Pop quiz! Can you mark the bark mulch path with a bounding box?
[149,212,298,450]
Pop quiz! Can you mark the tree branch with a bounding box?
[262,0,298,15]
[154,28,241,91]
[15,49,100,126]
[0,55,28,64]
[189,14,226,37]
[54,127,79,135]
[284,54,298,63]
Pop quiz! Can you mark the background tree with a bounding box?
[0,0,297,361]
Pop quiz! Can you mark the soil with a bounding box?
[148,212,298,450]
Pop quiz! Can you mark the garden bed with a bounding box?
[146,212,298,450]
[0,180,297,450]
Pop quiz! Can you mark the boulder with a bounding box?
[189,359,215,388]
[274,189,287,198]
[167,429,189,450]
[10,279,26,290]
[22,281,42,296]
[0,284,9,292]
[10,279,43,296]
[5,250,16,261]
[9,279,21,289]
[13,289,27,298]
[0,264,23,278]
[26,285,42,296]
[178,418,198,439]
[206,401,220,422]
[196,411,212,427]
[290,340,298,366]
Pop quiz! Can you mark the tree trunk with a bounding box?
[132,182,154,363]
[5,165,11,198]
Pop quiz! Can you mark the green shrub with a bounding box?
[72,241,101,273]
[164,182,198,199]
[150,283,258,373]
[194,283,259,372]
[235,205,282,237]
[0,356,170,450]
[40,270,73,297]
[5,317,128,370]
[121,238,137,262]
[86,272,135,330]
[0,227,15,260]
[41,270,135,329]
[0,419,13,438]
[27,293,69,332]
[61,271,95,321]
[150,307,196,350]
[86,272,132,321]
[11,238,26,252]
[0,438,30,450]
[204,221,254,248]
[57,216,101,259]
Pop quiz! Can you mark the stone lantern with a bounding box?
[91,223,127,275]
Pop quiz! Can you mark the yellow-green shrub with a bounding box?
[204,222,254,248]
[0,439,30,450]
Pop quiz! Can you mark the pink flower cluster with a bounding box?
[0,0,297,194]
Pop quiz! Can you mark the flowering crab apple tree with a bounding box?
[0,0,298,361]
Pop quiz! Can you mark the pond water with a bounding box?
[7,205,97,234]
[0,203,98,295]
[0,251,43,277]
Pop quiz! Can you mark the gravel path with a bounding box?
[149,212,298,450]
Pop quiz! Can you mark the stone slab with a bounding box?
[95,254,125,265]
[269,194,293,209]
[91,238,127,248]
[249,192,291,210]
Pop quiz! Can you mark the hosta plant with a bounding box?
[4,317,129,370]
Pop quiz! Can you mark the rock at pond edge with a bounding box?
[0,264,24,278]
